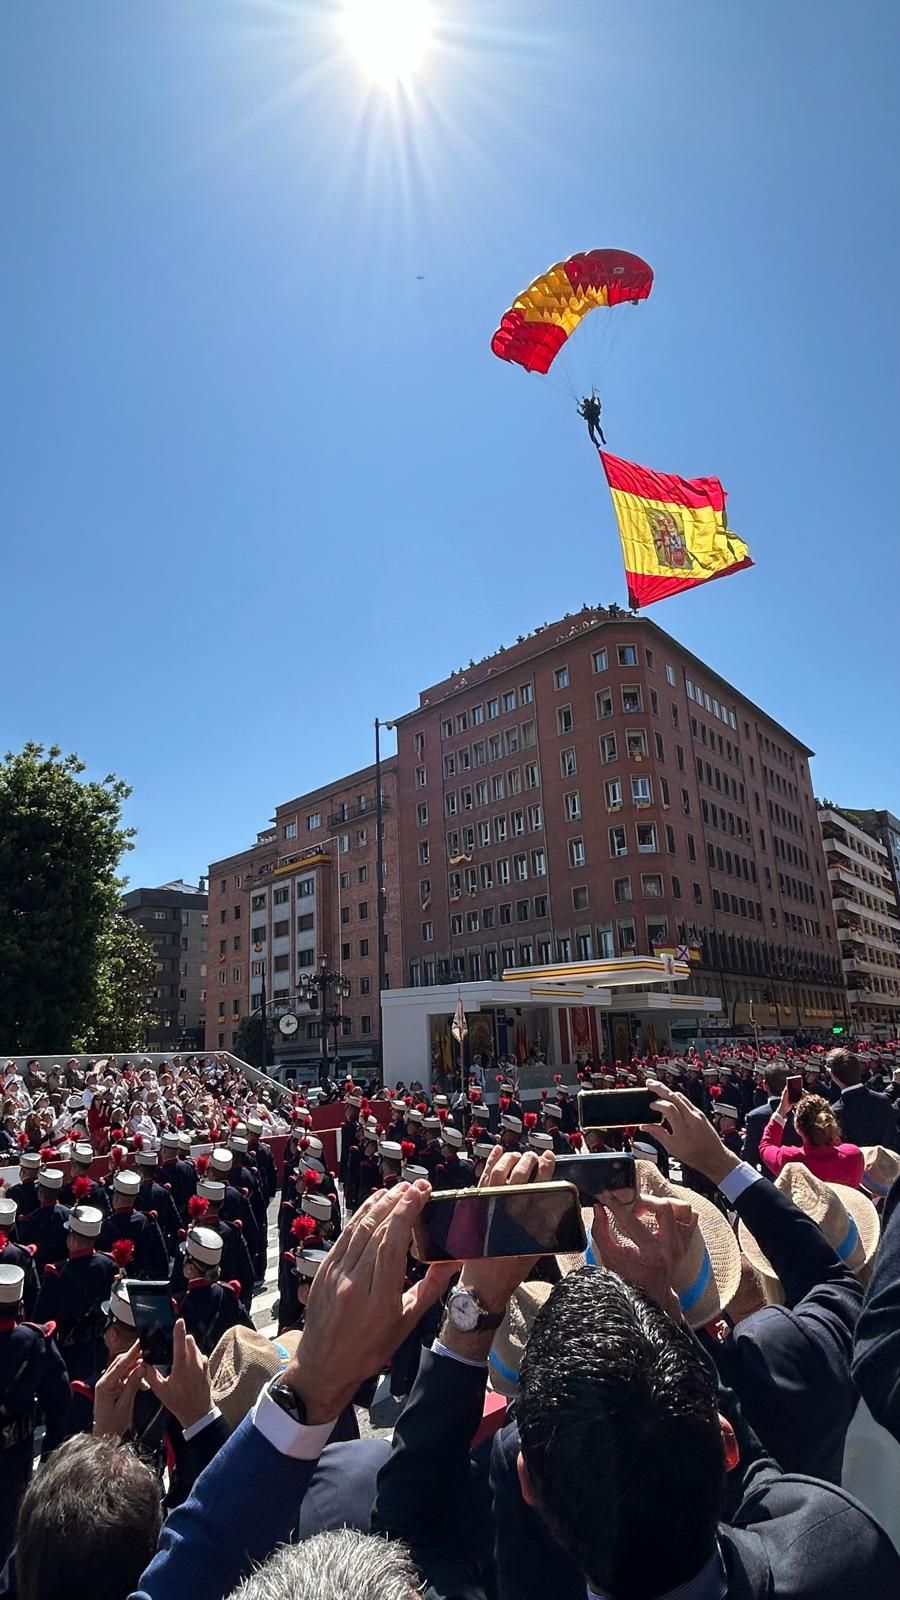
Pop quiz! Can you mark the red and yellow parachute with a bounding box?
[490,249,653,375]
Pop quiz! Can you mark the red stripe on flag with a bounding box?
[626,556,753,610]
[601,451,726,513]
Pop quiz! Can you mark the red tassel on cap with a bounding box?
[291,1215,316,1241]
[524,1112,538,1129]
[132,1134,144,1151]
[437,1107,448,1123]
[40,1147,55,1164]
[302,1168,321,1188]
[188,1196,209,1220]
[194,1155,210,1177]
[0,1231,7,1252]
[499,1097,510,1113]
[111,1239,135,1268]
[72,1176,92,1201]
[110,1145,125,1168]
[401,1140,416,1158]
[175,1115,184,1128]
[554,1073,562,1084]
[469,1089,481,1105]
[17,1132,29,1151]
[567,1132,584,1150]
[403,1095,412,1107]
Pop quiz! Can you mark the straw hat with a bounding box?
[860,1146,900,1202]
[209,1326,301,1430]
[564,1160,742,1328]
[739,1166,880,1297]
[489,1281,554,1398]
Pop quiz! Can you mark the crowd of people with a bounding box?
[3,1041,900,1599]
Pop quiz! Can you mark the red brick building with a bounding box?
[394,606,843,1045]
[206,758,400,1070]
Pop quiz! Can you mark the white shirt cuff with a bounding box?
[182,1406,222,1442]
[718,1162,764,1204]
[251,1381,337,1459]
[770,1111,786,1126]
[432,1337,489,1371]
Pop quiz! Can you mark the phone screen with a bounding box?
[552,1153,637,1204]
[412,1182,585,1264]
[578,1088,662,1130]
[126,1281,175,1369]
[787,1074,803,1105]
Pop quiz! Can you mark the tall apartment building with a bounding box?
[395,605,844,1038]
[846,809,900,907]
[122,880,209,1050]
[817,804,900,1036]
[206,759,400,1069]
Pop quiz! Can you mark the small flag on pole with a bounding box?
[600,450,753,609]
[451,996,468,1044]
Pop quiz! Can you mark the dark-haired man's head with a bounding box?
[16,1434,162,1600]
[516,1269,728,1600]
[764,1066,787,1097]
[827,1047,861,1089]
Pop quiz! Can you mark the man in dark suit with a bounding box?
[829,1046,900,1151]
[852,1169,900,1441]
[128,1180,451,1600]
[650,1081,862,1482]
[742,1066,797,1170]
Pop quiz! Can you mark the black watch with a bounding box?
[267,1375,309,1425]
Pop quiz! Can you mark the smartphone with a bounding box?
[786,1074,803,1105]
[125,1280,176,1369]
[411,1181,586,1264]
[578,1088,662,1130]
[552,1152,637,1205]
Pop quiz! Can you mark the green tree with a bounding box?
[81,911,156,1052]
[233,1012,271,1070]
[0,744,142,1051]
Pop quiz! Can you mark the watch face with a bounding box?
[279,1014,299,1037]
[448,1290,480,1333]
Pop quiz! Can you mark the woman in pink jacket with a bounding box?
[760,1088,864,1188]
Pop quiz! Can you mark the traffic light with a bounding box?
[832,1024,845,1036]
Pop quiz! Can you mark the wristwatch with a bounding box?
[445,1286,505,1334]
[266,1374,309,1425]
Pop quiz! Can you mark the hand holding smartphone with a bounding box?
[786,1075,803,1105]
[578,1087,663,1130]
[412,1180,585,1264]
[124,1280,176,1370]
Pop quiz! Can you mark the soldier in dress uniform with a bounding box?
[472,1137,498,1181]
[386,1100,409,1142]
[433,1125,476,1190]
[356,1128,382,1207]
[33,1205,116,1383]
[175,1225,253,1354]
[7,1151,41,1226]
[208,1148,260,1265]
[134,1146,183,1256]
[157,1129,197,1215]
[499,1113,524,1154]
[714,1103,745,1158]
[419,1115,443,1177]
[174,1179,255,1307]
[98,1170,169,1281]
[61,1279,168,1476]
[341,1119,364,1213]
[0,1197,40,1319]
[0,1263,70,1565]
[59,1142,110,1214]
[338,1095,362,1199]
[497,1080,525,1125]
[19,1167,71,1270]
[378,1139,404,1189]
[246,1115,278,1206]
[228,1134,267,1282]
[541,1100,572,1155]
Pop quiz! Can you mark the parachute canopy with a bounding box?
[490,249,653,375]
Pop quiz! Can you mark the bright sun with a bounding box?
[339,0,434,87]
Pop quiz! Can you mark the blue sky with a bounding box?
[4,1,899,888]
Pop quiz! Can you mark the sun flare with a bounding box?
[339,0,435,87]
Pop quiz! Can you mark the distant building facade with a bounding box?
[818,805,900,1037]
[122,880,209,1050]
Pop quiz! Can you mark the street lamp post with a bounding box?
[298,955,351,1086]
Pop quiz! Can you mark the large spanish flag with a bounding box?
[600,450,753,609]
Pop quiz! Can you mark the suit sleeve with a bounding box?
[173,1415,232,1503]
[130,1415,318,1600]
[734,1177,860,1311]
[852,1176,900,1442]
[372,1349,489,1600]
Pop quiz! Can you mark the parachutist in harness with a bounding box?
[578,393,606,448]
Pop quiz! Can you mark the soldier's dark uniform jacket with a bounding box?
[337,1118,360,1188]
[176,1278,253,1355]
[6,1181,39,1223]
[19,1202,71,1271]
[342,1137,363,1211]
[170,1217,255,1308]
[248,1139,278,1203]
[548,1125,572,1156]
[356,1150,382,1207]
[433,1153,476,1191]
[419,1138,444,1178]
[0,1242,40,1320]
[64,1377,167,1477]
[220,1181,260,1262]
[158,1155,197,1214]
[98,1207,169,1281]
[0,1317,70,1563]
[136,1175,183,1255]
[59,1175,110,1215]
[33,1248,118,1383]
